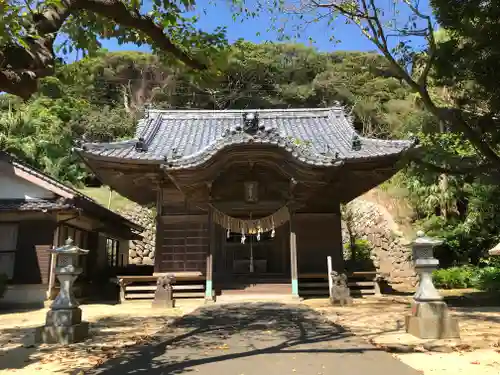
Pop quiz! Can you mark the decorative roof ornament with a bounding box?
[242,112,261,135]
[321,144,339,159]
[346,112,354,124]
[73,136,86,151]
[144,103,153,119]
[171,148,182,160]
[135,137,148,152]
[351,134,362,151]
[163,148,183,164]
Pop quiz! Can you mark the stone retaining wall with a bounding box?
[341,198,417,286]
[117,205,156,265]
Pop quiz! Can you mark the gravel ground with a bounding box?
[305,294,500,375]
[1,292,499,375]
[0,301,200,374]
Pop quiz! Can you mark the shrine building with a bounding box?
[75,106,416,301]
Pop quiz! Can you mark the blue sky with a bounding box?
[71,0,433,59]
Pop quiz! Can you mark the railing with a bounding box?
[113,272,206,303]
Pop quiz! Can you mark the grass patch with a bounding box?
[78,186,135,212]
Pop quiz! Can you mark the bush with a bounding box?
[344,238,372,260]
[473,267,500,291]
[432,266,476,289]
[432,264,500,291]
[0,273,7,298]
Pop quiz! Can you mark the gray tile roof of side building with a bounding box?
[0,151,144,232]
[78,106,416,169]
[0,198,72,212]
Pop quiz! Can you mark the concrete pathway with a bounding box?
[90,302,421,375]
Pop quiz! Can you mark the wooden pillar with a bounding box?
[290,214,299,297]
[205,206,214,301]
[154,186,163,274]
[46,224,60,300]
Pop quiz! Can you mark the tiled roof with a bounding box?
[0,152,144,232]
[77,107,416,169]
[0,198,72,212]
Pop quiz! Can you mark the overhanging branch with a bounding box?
[408,154,497,177]
[74,0,206,70]
[0,0,207,99]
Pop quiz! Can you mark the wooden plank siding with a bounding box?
[294,213,344,274]
[35,245,52,284]
[156,215,210,274]
[13,220,57,284]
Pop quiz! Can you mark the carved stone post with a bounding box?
[329,271,352,306]
[35,238,90,344]
[405,231,460,339]
[152,274,175,308]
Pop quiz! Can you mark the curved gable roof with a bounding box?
[77,106,415,169]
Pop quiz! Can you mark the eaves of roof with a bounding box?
[75,106,416,170]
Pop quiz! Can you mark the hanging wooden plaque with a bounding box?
[244,181,258,203]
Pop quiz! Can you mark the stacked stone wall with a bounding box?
[341,198,417,286]
[117,205,156,265]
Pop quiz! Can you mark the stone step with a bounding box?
[215,294,301,304]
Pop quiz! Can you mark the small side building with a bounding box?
[0,152,143,307]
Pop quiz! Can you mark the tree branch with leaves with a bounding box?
[232,0,500,173]
[0,0,226,99]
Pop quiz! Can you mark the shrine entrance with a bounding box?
[207,161,296,295]
[225,230,284,276]
[211,207,292,295]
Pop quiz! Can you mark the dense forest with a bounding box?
[1,39,500,277]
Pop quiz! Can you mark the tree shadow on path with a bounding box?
[88,302,407,375]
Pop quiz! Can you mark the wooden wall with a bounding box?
[154,211,344,276]
[155,162,345,276]
[155,215,209,273]
[14,219,57,284]
[294,213,344,273]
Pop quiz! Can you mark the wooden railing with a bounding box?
[112,272,206,303]
[298,272,383,297]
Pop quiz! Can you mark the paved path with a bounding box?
[90,302,421,375]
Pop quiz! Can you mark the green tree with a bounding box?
[430,0,500,117]
[232,0,500,177]
[0,0,226,99]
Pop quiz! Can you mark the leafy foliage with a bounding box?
[474,267,500,292]
[0,91,135,184]
[431,0,500,116]
[433,263,500,291]
[0,45,417,185]
[343,239,372,261]
[0,0,227,98]
[432,266,476,289]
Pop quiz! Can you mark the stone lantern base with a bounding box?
[35,307,89,344]
[405,301,460,339]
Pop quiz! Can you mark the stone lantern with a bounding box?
[405,231,460,339]
[35,238,90,344]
